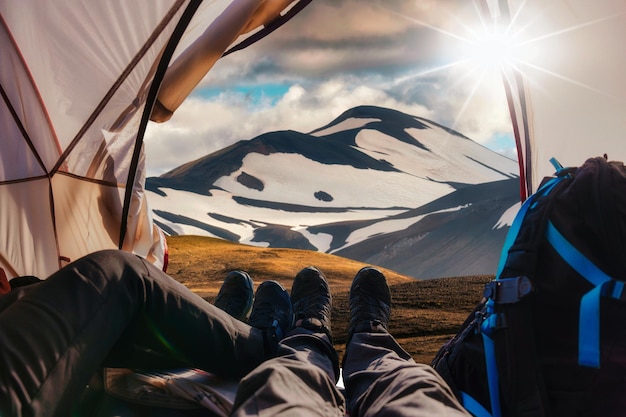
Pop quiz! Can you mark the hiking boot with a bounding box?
[214,270,254,321]
[248,280,294,343]
[347,267,391,343]
[291,266,333,340]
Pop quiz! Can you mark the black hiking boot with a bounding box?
[347,267,391,344]
[214,270,254,322]
[249,280,294,355]
[291,266,333,341]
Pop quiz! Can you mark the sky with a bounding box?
[144,0,523,177]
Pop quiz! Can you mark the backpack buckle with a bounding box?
[484,276,534,304]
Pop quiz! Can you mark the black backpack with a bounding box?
[432,156,626,417]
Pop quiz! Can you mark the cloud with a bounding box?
[144,0,516,176]
[400,65,514,145]
[195,0,470,86]
[145,78,433,176]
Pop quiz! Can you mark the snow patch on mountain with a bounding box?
[147,105,520,278]
[293,227,334,253]
[214,152,455,208]
[493,202,521,229]
[338,204,471,252]
[311,118,381,137]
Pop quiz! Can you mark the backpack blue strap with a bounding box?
[549,157,563,172]
[476,160,569,417]
[545,220,618,368]
[495,176,562,278]
[545,221,612,287]
[579,285,604,368]
[461,391,494,417]
[460,300,501,417]
[481,166,569,416]
[495,194,532,278]
[496,158,569,278]
[611,281,625,299]
[481,324,502,417]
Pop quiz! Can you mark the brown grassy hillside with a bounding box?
[166,235,491,364]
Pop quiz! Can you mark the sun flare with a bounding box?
[378,0,623,161]
[464,27,519,72]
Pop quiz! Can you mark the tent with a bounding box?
[0,0,310,280]
[1,0,624,280]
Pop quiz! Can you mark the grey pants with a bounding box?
[0,250,266,417]
[232,328,470,417]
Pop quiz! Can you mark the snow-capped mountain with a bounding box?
[146,105,520,278]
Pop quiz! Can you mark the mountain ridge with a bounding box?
[146,105,519,278]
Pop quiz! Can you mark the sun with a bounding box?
[464,27,519,72]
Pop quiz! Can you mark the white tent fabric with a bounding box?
[1,0,190,278]
[485,0,626,198]
[159,0,297,116]
[0,0,307,279]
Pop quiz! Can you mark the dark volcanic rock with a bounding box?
[237,172,264,191]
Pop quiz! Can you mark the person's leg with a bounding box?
[343,267,469,417]
[0,249,266,417]
[231,267,346,417]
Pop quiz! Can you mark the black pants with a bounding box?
[0,250,266,417]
